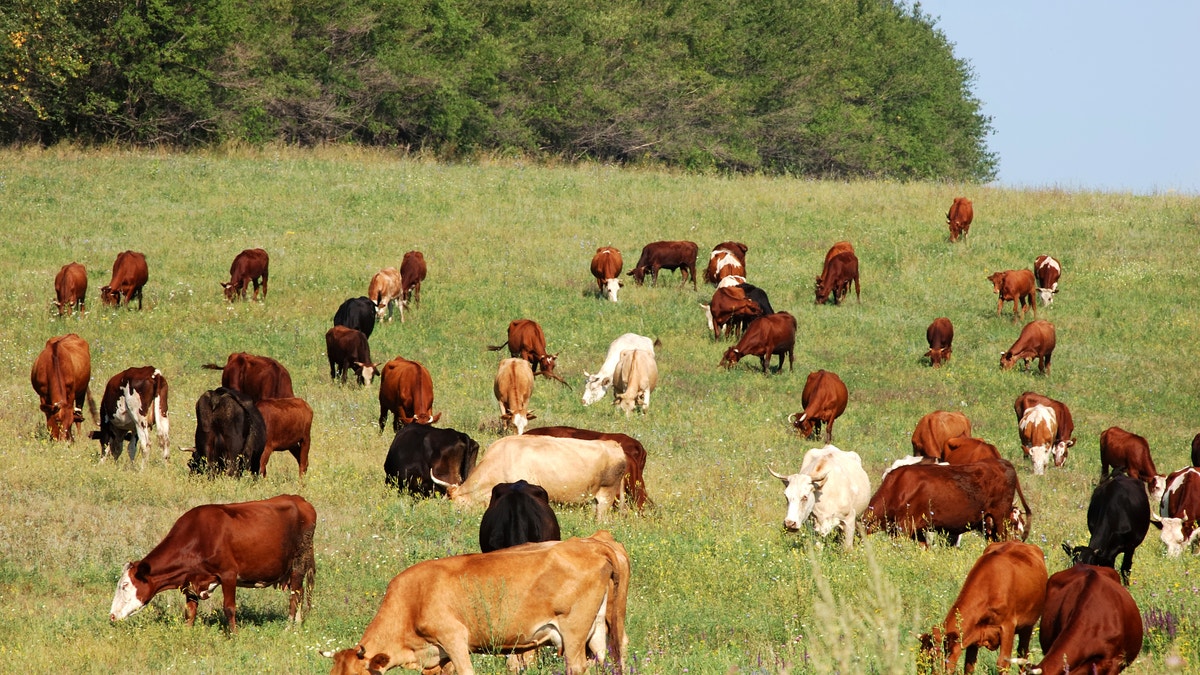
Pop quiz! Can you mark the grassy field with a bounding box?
[1,147,1198,674]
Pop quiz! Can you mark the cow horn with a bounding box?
[429,469,453,489]
[786,412,799,426]
[767,466,789,482]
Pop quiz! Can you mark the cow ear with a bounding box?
[133,560,151,582]
[369,653,390,671]
[527,413,538,420]
[1151,519,1164,530]
[600,377,611,387]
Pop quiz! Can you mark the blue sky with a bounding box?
[914,1,1200,194]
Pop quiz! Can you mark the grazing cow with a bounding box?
[203,352,295,402]
[864,459,1031,548]
[590,246,624,301]
[943,436,1002,465]
[1034,564,1143,675]
[188,387,266,477]
[325,325,377,386]
[1017,404,1060,475]
[701,285,763,339]
[110,494,316,632]
[325,532,629,675]
[384,425,480,497]
[1100,426,1166,505]
[494,357,536,435]
[222,248,269,301]
[924,317,954,367]
[720,312,797,375]
[90,366,170,466]
[1034,255,1062,306]
[367,267,403,321]
[788,369,847,441]
[911,411,973,460]
[333,296,377,338]
[1014,391,1075,472]
[378,356,440,432]
[736,283,774,315]
[53,262,88,315]
[612,349,657,416]
[814,251,860,305]
[30,333,94,441]
[946,197,974,242]
[479,481,561,553]
[1000,320,1056,374]
[525,426,652,511]
[768,444,871,549]
[627,240,698,289]
[1063,474,1151,586]
[582,333,658,405]
[1152,467,1200,556]
[488,319,566,384]
[703,241,748,284]
[987,269,1037,322]
[100,250,149,309]
[254,397,313,478]
[433,435,627,520]
[399,250,426,309]
[918,541,1047,675]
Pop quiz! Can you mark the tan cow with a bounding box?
[368,267,403,321]
[911,411,972,460]
[494,357,536,435]
[612,349,657,416]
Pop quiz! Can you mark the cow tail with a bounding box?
[86,387,98,425]
[602,543,629,671]
[200,363,224,371]
[1014,475,1032,541]
[486,340,508,352]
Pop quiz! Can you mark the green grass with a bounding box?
[1,146,1198,673]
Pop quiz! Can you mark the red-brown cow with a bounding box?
[918,541,1047,675]
[719,312,796,375]
[399,250,426,309]
[987,269,1036,322]
[487,319,566,385]
[1000,320,1056,374]
[222,248,269,302]
[788,369,848,442]
[325,325,377,386]
[943,436,1002,465]
[90,366,170,466]
[590,246,624,301]
[1153,467,1200,556]
[1034,564,1142,675]
[31,333,95,441]
[101,250,148,309]
[924,317,954,367]
[254,397,313,478]
[1034,254,1062,306]
[379,356,440,432]
[702,286,763,339]
[703,241,748,284]
[54,262,88,315]
[911,411,973,460]
[627,240,698,289]
[525,426,653,511]
[947,197,974,242]
[1101,426,1166,503]
[203,352,295,401]
[1014,391,1075,473]
[109,494,316,632]
[367,267,403,321]
[815,251,860,305]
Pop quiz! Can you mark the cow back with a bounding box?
[399,251,426,290]
[1037,564,1142,674]
[911,411,972,459]
[479,481,562,552]
[333,296,377,338]
[54,262,88,312]
[591,247,623,278]
[527,426,651,510]
[1100,426,1156,479]
[456,436,626,509]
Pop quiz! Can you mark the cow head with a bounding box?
[769,467,816,532]
[1154,510,1200,556]
[924,347,951,367]
[1052,437,1073,467]
[352,361,378,386]
[1037,286,1058,306]
[40,400,75,441]
[987,272,1005,294]
[1150,475,1167,507]
[220,281,238,302]
[581,371,612,406]
[324,645,402,675]
[500,410,535,435]
[788,412,817,440]
[602,278,622,301]
[814,277,830,304]
[626,267,647,285]
[1026,443,1052,475]
[1010,505,1029,540]
[100,285,120,307]
[110,561,152,621]
[719,347,743,369]
[999,351,1018,370]
[917,626,961,675]
[700,303,714,331]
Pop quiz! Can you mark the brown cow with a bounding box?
[1000,319,1055,374]
[720,312,796,375]
[399,250,426,309]
[815,251,860,305]
[494,358,536,435]
[1034,564,1142,675]
[526,426,653,511]
[1100,426,1166,503]
[100,250,148,309]
[325,326,377,386]
[367,267,403,321]
[1153,467,1200,556]
[789,369,848,442]
[911,411,973,460]
[1014,391,1075,473]
[590,246,624,301]
[53,262,88,315]
[378,356,440,432]
[203,352,295,401]
[31,333,95,441]
[90,366,170,466]
[487,319,566,385]
[947,197,974,242]
[254,397,313,478]
[924,317,954,367]
[1034,254,1062,306]
[703,241,748,284]
[627,240,698,289]
[943,437,1002,465]
[222,248,269,301]
[987,269,1037,322]
[918,541,1047,675]
[702,285,763,339]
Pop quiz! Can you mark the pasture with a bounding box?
[1,147,1198,673]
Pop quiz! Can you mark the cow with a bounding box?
[222,248,269,301]
[89,366,170,467]
[716,274,747,289]
[53,262,87,315]
[333,296,377,338]
[720,312,797,375]
[325,325,377,386]
[399,250,426,309]
[324,532,629,675]
[1152,467,1200,556]
[701,285,763,339]
[911,411,973,460]
[788,369,847,441]
[946,197,974,242]
[431,435,627,520]
[882,455,947,480]
[590,246,623,301]
[1014,391,1075,472]
[582,333,658,406]
[943,436,1002,465]
[1063,474,1151,586]
[815,251,860,305]
[384,425,480,497]
[627,240,698,289]
[767,444,871,550]
[1034,254,1062,306]
[254,397,313,478]
[987,269,1037,322]
[488,319,566,385]
[367,267,403,321]
[30,333,94,441]
[1193,432,1200,467]
[188,387,266,477]
[378,356,440,432]
[1017,404,1060,475]
[924,317,953,367]
[494,357,536,435]
[1100,426,1166,505]
[479,481,561,553]
[100,250,148,309]
[1033,564,1143,675]
[202,352,295,401]
[110,494,316,632]
[703,241,748,284]
[864,459,1032,548]
[525,426,653,511]
[612,349,657,416]
[735,283,773,315]
[1000,319,1056,374]
[917,541,1047,675]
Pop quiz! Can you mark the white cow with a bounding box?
[582,333,656,405]
[769,444,870,550]
[612,349,657,416]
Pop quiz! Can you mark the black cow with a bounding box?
[1192,432,1200,467]
[188,387,266,477]
[333,296,376,338]
[735,283,774,316]
[478,480,562,553]
[383,425,479,496]
[1063,474,1150,586]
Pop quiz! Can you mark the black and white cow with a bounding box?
[89,366,170,467]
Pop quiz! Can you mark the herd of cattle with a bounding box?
[28,196,1198,673]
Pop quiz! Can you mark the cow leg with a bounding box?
[220,576,239,632]
[1119,550,1134,586]
[840,516,855,550]
[258,446,273,477]
[440,633,476,675]
[378,407,388,432]
[1015,624,1033,662]
[260,272,268,299]
[183,592,200,626]
[823,420,834,444]
[295,436,310,477]
[961,644,980,675]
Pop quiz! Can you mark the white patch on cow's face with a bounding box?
[582,376,609,406]
[1052,441,1070,467]
[1160,517,1186,556]
[513,413,528,435]
[782,474,815,531]
[358,364,377,386]
[603,278,621,302]
[110,565,146,621]
[1010,506,1028,540]
[1028,444,1051,475]
[1038,288,1055,305]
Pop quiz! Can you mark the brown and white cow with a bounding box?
[110,494,316,632]
[399,250,427,310]
[987,269,1037,322]
[222,248,269,302]
[720,312,796,375]
[702,285,763,339]
[789,369,847,442]
[325,325,377,386]
[90,366,170,467]
[1101,426,1166,504]
[1034,255,1062,306]
[379,356,440,432]
[943,436,1002,465]
[1000,320,1056,374]
[815,251,860,305]
[583,333,658,406]
[254,397,313,478]
[612,349,657,416]
[367,267,403,321]
[911,411,973,460]
[703,241,748,284]
[716,274,748,289]
[1033,564,1143,675]
[946,197,974,242]
[924,317,954,367]
[494,357,536,435]
[488,319,567,385]
[53,262,88,315]
[1014,391,1075,472]
[30,333,94,441]
[1016,403,1061,475]
[100,250,148,309]
[627,240,698,289]
[203,352,295,401]
[590,246,623,301]
[1153,467,1200,556]
[526,426,652,511]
